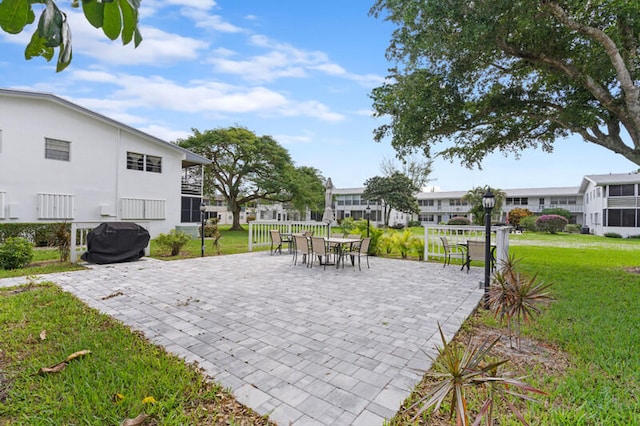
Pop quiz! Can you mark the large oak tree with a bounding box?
[178,126,324,231]
[370,1,640,168]
[0,0,142,71]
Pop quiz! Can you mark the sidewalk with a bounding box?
[1,252,483,425]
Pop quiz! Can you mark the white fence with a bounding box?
[70,221,151,263]
[424,225,511,267]
[248,221,329,251]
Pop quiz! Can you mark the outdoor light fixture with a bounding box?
[482,190,495,308]
[200,201,206,258]
[365,204,371,238]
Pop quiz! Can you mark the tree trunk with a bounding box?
[230,203,244,231]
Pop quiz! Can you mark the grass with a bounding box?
[508,242,640,424]
[0,281,273,425]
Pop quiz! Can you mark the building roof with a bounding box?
[0,88,211,166]
[579,172,640,193]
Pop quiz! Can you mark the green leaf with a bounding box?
[56,16,72,72]
[37,1,64,48]
[133,27,142,47]
[118,0,134,45]
[0,0,34,34]
[102,0,121,40]
[24,30,54,61]
[81,0,104,29]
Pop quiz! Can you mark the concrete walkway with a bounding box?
[1,252,483,425]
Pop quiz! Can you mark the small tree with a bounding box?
[519,216,538,232]
[536,215,568,234]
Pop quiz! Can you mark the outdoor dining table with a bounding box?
[324,237,361,269]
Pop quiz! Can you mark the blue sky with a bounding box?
[0,0,636,191]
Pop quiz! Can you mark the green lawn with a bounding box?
[507,240,640,424]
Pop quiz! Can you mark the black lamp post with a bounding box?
[482,190,495,309]
[365,205,371,238]
[200,201,206,257]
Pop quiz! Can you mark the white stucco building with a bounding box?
[580,172,640,237]
[0,88,210,237]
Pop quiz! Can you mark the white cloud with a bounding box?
[274,132,314,145]
[182,9,244,32]
[204,34,384,87]
[139,124,192,142]
[68,72,344,122]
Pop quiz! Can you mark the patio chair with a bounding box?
[293,235,311,267]
[344,237,371,270]
[440,236,466,267]
[463,240,495,272]
[310,236,331,270]
[270,230,283,255]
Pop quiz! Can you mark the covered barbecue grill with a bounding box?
[81,222,150,264]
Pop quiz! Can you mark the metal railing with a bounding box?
[424,225,511,268]
[70,221,151,263]
[248,221,329,251]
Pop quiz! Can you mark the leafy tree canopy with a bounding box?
[363,172,420,226]
[177,126,323,230]
[370,1,640,168]
[379,154,433,190]
[0,0,142,71]
[463,186,506,225]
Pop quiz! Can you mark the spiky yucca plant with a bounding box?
[406,324,545,425]
[489,255,554,349]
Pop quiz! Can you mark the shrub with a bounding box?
[354,220,383,255]
[339,217,356,235]
[627,234,640,239]
[155,230,192,256]
[0,237,34,269]
[410,236,425,260]
[507,207,532,227]
[535,214,568,234]
[447,216,470,226]
[541,207,572,221]
[408,220,422,228]
[604,232,623,238]
[519,215,538,231]
[390,223,405,229]
[564,224,582,234]
[392,230,414,259]
[52,222,71,262]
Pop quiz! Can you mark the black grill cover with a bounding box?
[81,222,150,264]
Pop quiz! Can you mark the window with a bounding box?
[127,152,162,173]
[606,208,637,227]
[550,196,577,205]
[449,199,466,206]
[506,197,528,206]
[609,184,635,196]
[45,138,70,161]
[146,155,162,173]
[127,152,144,170]
[418,199,434,206]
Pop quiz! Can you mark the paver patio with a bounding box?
[0,252,484,425]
